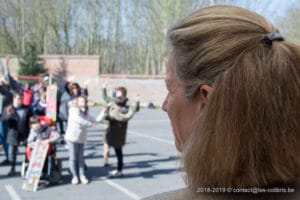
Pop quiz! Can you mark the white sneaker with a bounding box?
[80,175,89,184]
[109,170,123,178]
[71,176,79,185]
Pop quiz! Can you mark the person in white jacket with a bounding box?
[64,96,94,185]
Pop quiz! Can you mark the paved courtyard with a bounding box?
[0,107,185,200]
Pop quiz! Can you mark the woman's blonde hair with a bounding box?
[168,5,300,188]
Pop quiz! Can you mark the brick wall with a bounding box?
[0,55,167,106]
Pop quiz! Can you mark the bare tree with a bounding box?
[0,0,297,74]
[276,7,300,42]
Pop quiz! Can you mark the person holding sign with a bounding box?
[27,117,59,158]
[26,117,59,179]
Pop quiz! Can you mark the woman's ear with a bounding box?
[197,84,212,111]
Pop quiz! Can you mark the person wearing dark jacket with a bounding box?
[102,86,139,177]
[101,83,140,167]
[0,58,22,165]
[2,92,31,176]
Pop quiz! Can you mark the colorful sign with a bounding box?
[22,141,49,192]
[46,84,57,122]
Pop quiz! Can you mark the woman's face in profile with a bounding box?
[162,52,204,152]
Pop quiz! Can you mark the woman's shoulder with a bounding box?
[142,187,300,200]
[142,188,203,200]
[143,188,241,200]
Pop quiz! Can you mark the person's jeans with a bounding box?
[8,144,18,168]
[56,117,67,135]
[0,122,9,159]
[68,142,85,177]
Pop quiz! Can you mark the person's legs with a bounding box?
[41,156,49,179]
[56,117,65,135]
[8,144,17,176]
[0,122,9,162]
[77,143,85,176]
[77,143,88,184]
[103,135,110,166]
[63,121,68,132]
[114,147,123,172]
[68,142,79,184]
[56,117,66,144]
[109,147,123,178]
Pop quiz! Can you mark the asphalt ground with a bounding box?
[0,107,186,200]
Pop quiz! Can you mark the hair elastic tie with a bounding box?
[264,32,284,45]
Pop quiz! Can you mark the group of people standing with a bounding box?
[63,81,139,184]
[0,58,140,185]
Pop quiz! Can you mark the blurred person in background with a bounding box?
[1,92,31,176]
[65,96,94,184]
[100,86,140,177]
